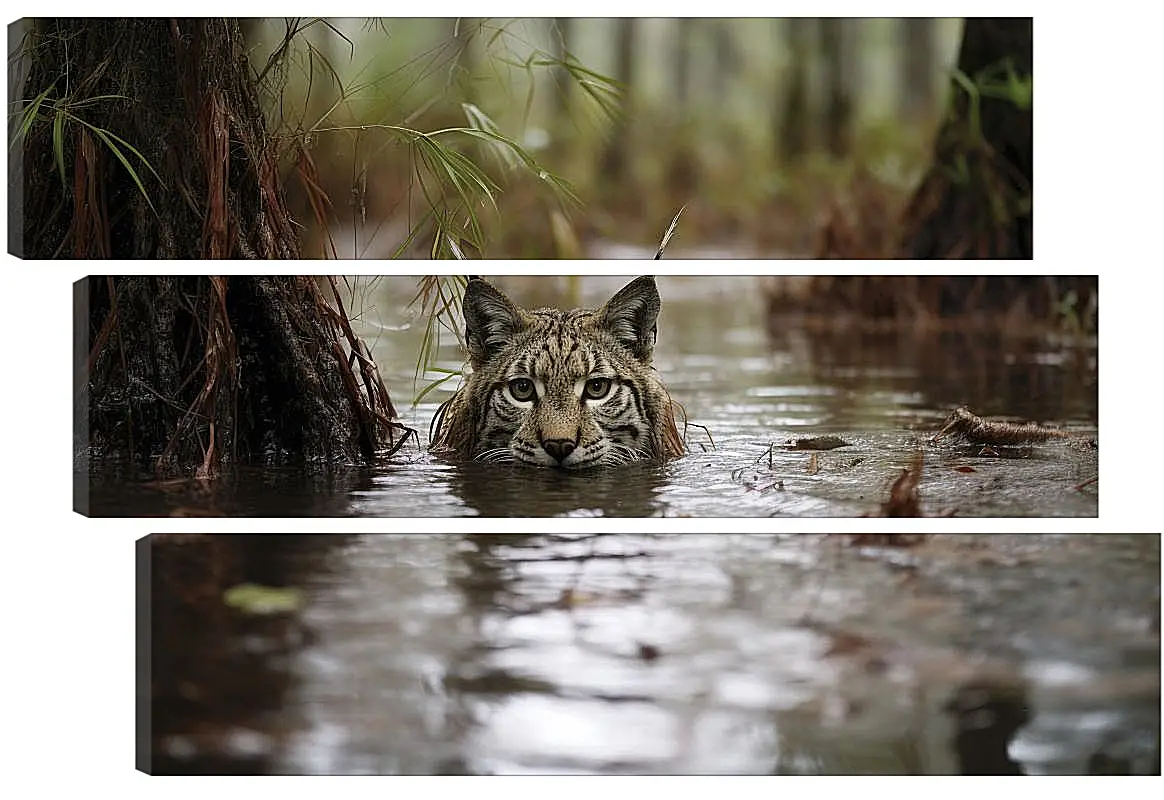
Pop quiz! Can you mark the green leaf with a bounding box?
[223,583,304,615]
[52,109,67,188]
[11,82,56,149]
[70,116,161,214]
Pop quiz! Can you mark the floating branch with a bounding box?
[930,406,1074,447]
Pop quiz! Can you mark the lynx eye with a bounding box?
[583,377,613,400]
[507,377,537,402]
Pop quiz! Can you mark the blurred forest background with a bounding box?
[248,17,965,258]
[14,17,1031,259]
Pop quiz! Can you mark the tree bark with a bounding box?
[17,18,300,259]
[898,18,1033,258]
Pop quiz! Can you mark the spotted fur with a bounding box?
[431,276,685,470]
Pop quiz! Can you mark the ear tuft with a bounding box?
[462,280,526,369]
[598,276,661,363]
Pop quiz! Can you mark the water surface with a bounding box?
[89,277,1097,516]
[148,533,1159,775]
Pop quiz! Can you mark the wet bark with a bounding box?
[16,18,299,259]
[78,276,405,478]
[898,17,1033,258]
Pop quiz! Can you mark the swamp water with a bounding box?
[147,533,1159,775]
[88,276,1097,517]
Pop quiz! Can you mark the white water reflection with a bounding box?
[268,534,1158,775]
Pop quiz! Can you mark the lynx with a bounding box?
[431,276,684,470]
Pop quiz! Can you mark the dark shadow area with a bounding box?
[141,533,352,774]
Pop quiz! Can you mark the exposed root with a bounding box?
[82,276,412,478]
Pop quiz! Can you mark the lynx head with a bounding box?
[431,276,684,470]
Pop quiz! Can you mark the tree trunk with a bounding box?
[549,17,572,122]
[453,17,478,106]
[820,18,853,158]
[712,20,737,100]
[777,18,813,163]
[16,18,300,259]
[598,18,636,183]
[77,276,406,479]
[898,18,1033,258]
[900,18,937,122]
[675,17,694,113]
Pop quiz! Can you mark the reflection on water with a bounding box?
[91,277,1097,517]
[144,534,1159,775]
[446,461,670,517]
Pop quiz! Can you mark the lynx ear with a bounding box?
[463,279,527,369]
[598,276,660,363]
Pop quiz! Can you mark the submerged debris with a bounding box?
[785,436,850,451]
[931,406,1077,447]
[845,534,929,548]
[636,643,662,662]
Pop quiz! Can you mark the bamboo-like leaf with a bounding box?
[413,371,461,407]
[84,124,157,214]
[51,109,67,188]
[71,116,163,184]
[11,82,56,149]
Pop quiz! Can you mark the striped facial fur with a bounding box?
[431,276,685,470]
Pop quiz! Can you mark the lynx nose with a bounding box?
[541,438,576,464]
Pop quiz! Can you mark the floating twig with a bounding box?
[682,419,716,452]
[653,204,686,259]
